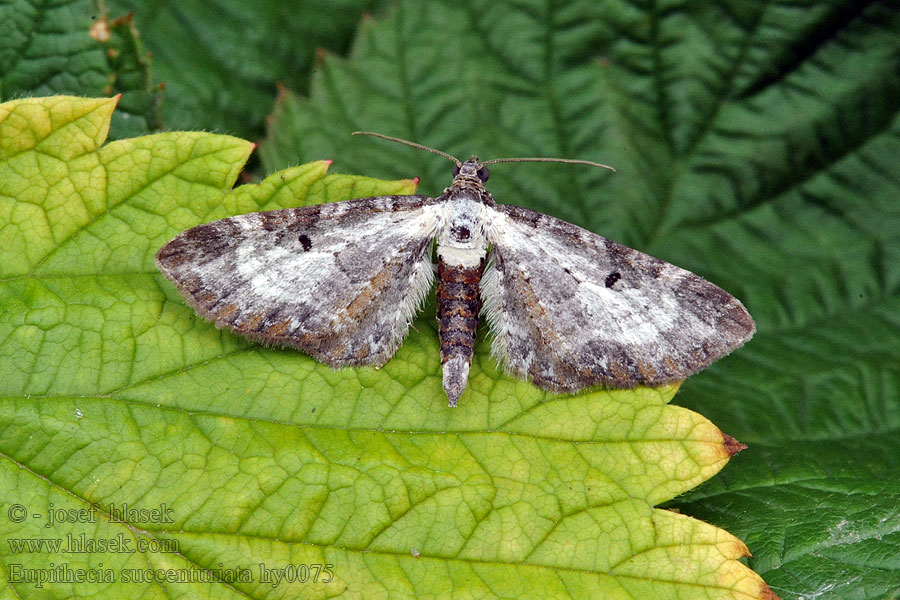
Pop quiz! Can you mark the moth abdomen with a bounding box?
[436,261,484,406]
[436,262,483,351]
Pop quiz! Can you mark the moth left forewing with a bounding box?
[481,204,755,392]
[156,195,439,367]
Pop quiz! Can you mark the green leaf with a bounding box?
[0,96,768,599]
[0,1,162,139]
[104,0,391,139]
[259,2,900,599]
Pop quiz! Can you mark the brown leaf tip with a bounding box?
[722,433,748,456]
[760,582,782,600]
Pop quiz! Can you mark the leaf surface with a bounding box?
[0,96,766,599]
[105,0,391,139]
[0,1,161,138]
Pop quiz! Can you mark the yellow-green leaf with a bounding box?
[0,96,773,599]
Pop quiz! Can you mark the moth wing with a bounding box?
[156,195,438,367]
[481,204,755,391]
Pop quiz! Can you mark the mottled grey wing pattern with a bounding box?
[481,204,755,392]
[156,195,438,367]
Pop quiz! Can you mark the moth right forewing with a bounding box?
[156,195,439,367]
[481,204,755,391]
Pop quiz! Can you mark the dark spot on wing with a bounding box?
[299,234,312,251]
[605,272,621,288]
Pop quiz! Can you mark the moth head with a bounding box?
[452,158,490,183]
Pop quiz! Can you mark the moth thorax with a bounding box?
[436,197,488,268]
[436,261,484,406]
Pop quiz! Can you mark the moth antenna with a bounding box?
[481,156,615,172]
[352,131,462,166]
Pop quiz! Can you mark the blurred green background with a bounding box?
[2,1,898,598]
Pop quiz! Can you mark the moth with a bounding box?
[156,132,755,406]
